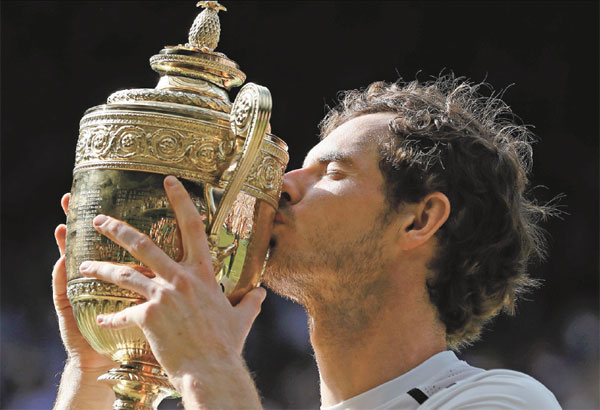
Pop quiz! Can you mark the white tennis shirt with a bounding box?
[321,351,561,410]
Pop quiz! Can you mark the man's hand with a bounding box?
[53,194,115,410]
[78,175,266,409]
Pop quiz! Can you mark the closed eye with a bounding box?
[324,164,345,180]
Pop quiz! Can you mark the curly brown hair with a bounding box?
[320,75,554,349]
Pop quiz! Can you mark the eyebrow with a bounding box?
[303,152,355,168]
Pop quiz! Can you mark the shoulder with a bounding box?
[421,369,562,409]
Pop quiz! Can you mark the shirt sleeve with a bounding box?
[420,369,562,410]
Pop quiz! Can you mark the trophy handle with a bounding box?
[207,83,272,250]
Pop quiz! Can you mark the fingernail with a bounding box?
[165,175,179,187]
[93,214,108,227]
[97,315,104,324]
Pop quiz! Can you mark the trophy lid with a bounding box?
[107,1,245,112]
[150,1,246,90]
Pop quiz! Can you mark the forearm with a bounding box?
[54,359,114,410]
[174,356,262,410]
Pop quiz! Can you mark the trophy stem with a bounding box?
[98,362,179,410]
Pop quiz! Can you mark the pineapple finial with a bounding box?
[198,1,227,12]
[187,1,228,52]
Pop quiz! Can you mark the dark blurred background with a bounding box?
[1,1,598,409]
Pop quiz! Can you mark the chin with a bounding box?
[261,264,296,301]
[261,246,305,304]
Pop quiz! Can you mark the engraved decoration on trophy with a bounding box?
[64,3,288,409]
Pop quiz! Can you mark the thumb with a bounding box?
[235,286,267,326]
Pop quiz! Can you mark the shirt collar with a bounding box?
[321,351,460,410]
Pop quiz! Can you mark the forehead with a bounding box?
[303,113,397,167]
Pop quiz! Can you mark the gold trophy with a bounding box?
[64,2,288,409]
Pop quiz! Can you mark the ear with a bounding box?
[399,192,450,251]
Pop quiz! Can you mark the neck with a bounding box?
[308,280,446,408]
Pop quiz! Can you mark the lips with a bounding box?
[274,211,284,224]
[274,205,294,226]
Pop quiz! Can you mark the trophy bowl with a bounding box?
[64,3,288,409]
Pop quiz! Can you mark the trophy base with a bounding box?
[99,362,179,410]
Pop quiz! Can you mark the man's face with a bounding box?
[263,113,400,310]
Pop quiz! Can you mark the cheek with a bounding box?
[295,181,385,228]
[296,200,355,235]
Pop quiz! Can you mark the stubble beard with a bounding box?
[262,211,393,333]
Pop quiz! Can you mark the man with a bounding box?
[52,76,561,409]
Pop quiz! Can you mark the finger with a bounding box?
[97,303,146,330]
[79,261,154,298]
[163,176,212,269]
[234,286,267,326]
[55,224,67,256]
[61,193,71,215]
[93,214,177,280]
[52,255,71,310]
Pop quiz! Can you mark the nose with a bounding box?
[280,168,305,206]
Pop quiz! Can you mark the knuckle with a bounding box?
[53,256,64,270]
[110,315,123,327]
[131,235,153,253]
[143,302,160,321]
[172,273,194,292]
[104,219,121,236]
[150,285,168,301]
[81,261,97,273]
[150,285,168,303]
[148,286,159,298]
[101,314,114,328]
[118,267,134,281]
[106,312,127,328]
